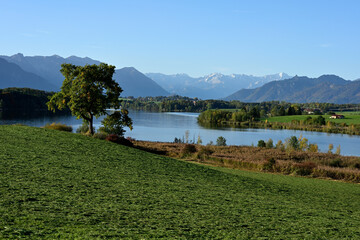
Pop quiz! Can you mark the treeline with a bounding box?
[120,96,360,114]
[198,109,360,135]
[0,88,70,119]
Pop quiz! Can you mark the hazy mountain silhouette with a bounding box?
[114,67,169,97]
[0,58,57,91]
[0,53,101,89]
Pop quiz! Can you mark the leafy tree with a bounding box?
[257,140,266,148]
[216,136,227,146]
[99,110,132,136]
[48,63,131,135]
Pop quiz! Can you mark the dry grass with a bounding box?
[133,141,360,183]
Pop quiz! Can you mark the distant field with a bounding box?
[1,125,360,238]
[266,113,360,125]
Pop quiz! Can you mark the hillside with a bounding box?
[115,67,169,97]
[1,125,360,238]
[225,75,360,103]
[0,58,57,91]
[146,72,291,99]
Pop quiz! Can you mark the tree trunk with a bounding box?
[89,113,94,135]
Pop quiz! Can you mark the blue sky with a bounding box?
[1,0,360,79]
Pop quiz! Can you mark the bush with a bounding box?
[292,162,316,176]
[216,136,227,146]
[93,132,107,140]
[263,158,276,171]
[76,122,90,134]
[329,159,343,168]
[257,140,266,148]
[182,144,197,156]
[43,123,72,132]
[105,134,133,147]
[196,146,214,161]
[266,138,274,148]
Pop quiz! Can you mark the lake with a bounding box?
[1,110,360,156]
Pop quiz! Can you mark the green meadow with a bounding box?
[266,113,360,125]
[1,125,360,239]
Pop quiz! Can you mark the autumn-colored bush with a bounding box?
[105,134,133,147]
[292,162,317,176]
[182,144,197,157]
[43,123,72,132]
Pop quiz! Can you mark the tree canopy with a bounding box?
[48,63,132,135]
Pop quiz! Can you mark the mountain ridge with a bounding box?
[224,74,360,103]
[146,72,291,99]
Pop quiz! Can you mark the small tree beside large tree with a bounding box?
[48,63,132,135]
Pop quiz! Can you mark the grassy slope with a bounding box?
[1,126,360,239]
[265,114,360,125]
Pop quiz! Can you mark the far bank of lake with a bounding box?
[1,111,360,156]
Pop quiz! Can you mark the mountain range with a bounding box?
[146,72,291,99]
[1,53,360,103]
[224,75,360,103]
[0,54,168,97]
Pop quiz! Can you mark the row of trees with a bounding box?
[120,97,360,115]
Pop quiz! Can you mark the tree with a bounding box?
[216,136,227,146]
[48,63,131,135]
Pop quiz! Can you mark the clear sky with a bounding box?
[1,0,360,79]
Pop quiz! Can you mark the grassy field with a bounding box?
[1,125,360,238]
[265,113,360,125]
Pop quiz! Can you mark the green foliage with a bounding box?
[257,140,266,148]
[266,138,274,148]
[99,110,133,136]
[216,136,227,146]
[43,122,73,132]
[48,63,127,135]
[307,144,319,153]
[286,136,299,151]
[335,145,341,155]
[328,144,334,154]
[76,121,91,134]
[1,125,360,238]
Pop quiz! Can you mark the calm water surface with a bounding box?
[1,111,360,156]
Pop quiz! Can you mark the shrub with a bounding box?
[292,162,317,176]
[263,158,276,171]
[76,122,90,134]
[196,146,214,161]
[43,123,72,132]
[266,138,273,148]
[329,159,343,168]
[93,132,107,140]
[216,136,227,146]
[286,136,299,150]
[257,140,266,148]
[182,144,197,155]
[105,134,133,147]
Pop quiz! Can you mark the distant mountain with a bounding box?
[0,53,101,89]
[114,67,169,97]
[224,75,360,103]
[146,72,291,99]
[0,58,57,91]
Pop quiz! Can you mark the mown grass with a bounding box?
[1,125,360,239]
[266,113,360,125]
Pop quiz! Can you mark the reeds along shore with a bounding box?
[133,141,360,183]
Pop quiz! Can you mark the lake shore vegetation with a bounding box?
[198,109,360,135]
